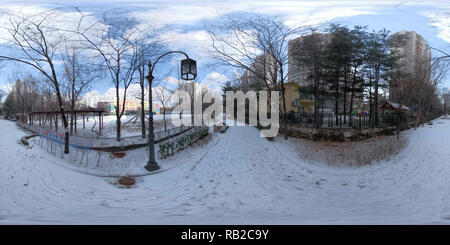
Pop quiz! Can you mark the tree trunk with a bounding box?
[414,101,423,130]
[116,85,121,141]
[373,64,380,128]
[335,70,339,126]
[368,77,373,127]
[397,111,400,140]
[343,62,348,125]
[70,103,75,135]
[281,84,288,140]
[423,104,430,127]
[163,109,167,132]
[313,66,319,128]
[54,85,69,153]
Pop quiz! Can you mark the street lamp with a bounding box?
[181,58,197,80]
[145,51,197,172]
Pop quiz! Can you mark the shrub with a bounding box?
[118,176,136,187]
[312,132,327,141]
[328,133,345,142]
[349,133,360,141]
[256,122,270,130]
[377,128,394,136]
[159,127,209,159]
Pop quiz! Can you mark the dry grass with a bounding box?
[110,152,126,159]
[289,134,408,167]
[117,176,136,187]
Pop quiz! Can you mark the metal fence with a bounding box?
[17,121,195,168]
[284,112,393,129]
[18,121,192,149]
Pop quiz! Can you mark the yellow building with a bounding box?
[117,100,150,112]
[281,82,315,114]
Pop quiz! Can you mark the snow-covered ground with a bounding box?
[1,117,450,224]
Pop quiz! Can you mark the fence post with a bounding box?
[359,113,362,129]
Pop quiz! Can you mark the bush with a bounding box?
[159,127,209,159]
[328,133,345,142]
[256,122,271,130]
[349,133,360,141]
[377,128,394,136]
[312,132,327,141]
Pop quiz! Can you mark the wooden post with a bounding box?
[50,113,53,129]
[55,114,58,132]
[74,112,77,133]
[98,112,101,135]
[83,113,85,129]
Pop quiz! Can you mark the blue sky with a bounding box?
[0,0,449,96]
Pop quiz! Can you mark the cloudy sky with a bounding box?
[0,0,449,97]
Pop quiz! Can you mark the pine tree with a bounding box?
[2,93,16,119]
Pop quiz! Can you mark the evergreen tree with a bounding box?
[2,92,16,119]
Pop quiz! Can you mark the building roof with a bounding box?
[381,101,410,111]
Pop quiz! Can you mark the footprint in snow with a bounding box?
[100,200,109,207]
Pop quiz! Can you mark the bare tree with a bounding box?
[9,74,28,115]
[154,79,172,132]
[431,47,450,61]
[423,59,448,123]
[0,9,72,153]
[61,44,99,135]
[176,80,197,125]
[135,40,166,138]
[390,70,410,139]
[410,58,447,129]
[41,81,57,112]
[73,9,153,140]
[0,89,5,105]
[442,88,450,118]
[0,88,5,116]
[206,14,303,139]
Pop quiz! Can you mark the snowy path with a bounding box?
[1,118,450,224]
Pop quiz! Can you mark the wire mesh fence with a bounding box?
[17,121,195,168]
[284,112,392,129]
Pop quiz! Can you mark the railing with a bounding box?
[17,121,192,149]
[16,121,198,169]
[284,112,392,129]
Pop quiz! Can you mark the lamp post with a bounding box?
[145,51,197,172]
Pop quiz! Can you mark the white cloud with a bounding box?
[163,76,180,86]
[201,72,227,91]
[283,7,376,28]
[159,29,211,59]
[0,83,13,94]
[0,5,100,45]
[132,4,222,28]
[422,10,450,43]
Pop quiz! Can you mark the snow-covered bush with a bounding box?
[159,127,209,159]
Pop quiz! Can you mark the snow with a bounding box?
[1,117,450,224]
[46,113,190,138]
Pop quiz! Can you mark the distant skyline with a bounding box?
[0,0,449,98]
